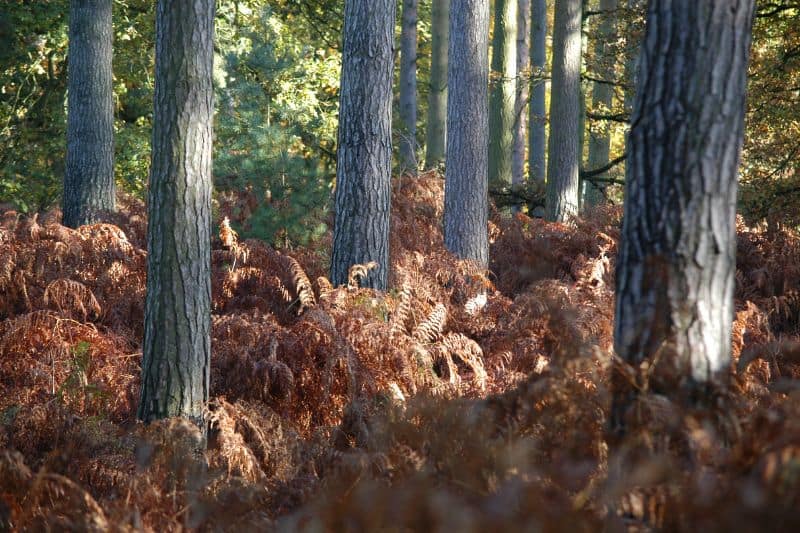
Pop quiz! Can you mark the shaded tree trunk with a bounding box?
[512,0,531,186]
[331,0,396,289]
[545,0,582,221]
[63,0,115,228]
[399,0,418,172]
[444,0,489,267]
[528,0,547,184]
[425,0,449,170]
[138,0,215,425]
[488,0,517,187]
[584,0,618,207]
[612,0,755,432]
[623,0,645,115]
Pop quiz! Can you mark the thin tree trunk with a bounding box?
[399,0,418,172]
[139,0,215,425]
[528,0,547,185]
[623,0,644,115]
[63,0,115,228]
[331,0,396,290]
[488,0,517,187]
[444,0,489,267]
[612,0,755,431]
[425,0,449,170]
[512,0,531,186]
[584,0,618,207]
[545,0,582,222]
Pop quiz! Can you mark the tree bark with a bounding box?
[444,0,489,267]
[613,0,755,429]
[584,0,618,207]
[138,0,215,425]
[424,0,449,170]
[623,0,644,115]
[545,0,582,221]
[399,0,418,172]
[63,0,115,228]
[528,0,547,185]
[331,0,396,290]
[512,0,531,186]
[488,0,517,187]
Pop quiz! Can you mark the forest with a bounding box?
[1,0,800,530]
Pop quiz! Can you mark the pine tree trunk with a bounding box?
[425,0,449,170]
[331,0,396,290]
[584,0,618,207]
[63,0,115,228]
[623,0,644,115]
[545,0,582,221]
[399,0,418,172]
[613,0,755,428]
[512,0,531,186]
[444,0,489,267]
[138,0,215,425]
[488,0,517,187]
[528,0,547,185]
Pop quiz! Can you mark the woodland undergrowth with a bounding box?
[2,172,800,531]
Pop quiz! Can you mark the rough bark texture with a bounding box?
[444,0,489,267]
[139,0,215,425]
[512,0,531,186]
[488,0,517,187]
[545,0,582,221]
[331,0,396,290]
[584,0,618,207]
[399,0,418,172]
[528,0,547,184]
[425,0,449,170]
[63,0,115,228]
[613,0,755,423]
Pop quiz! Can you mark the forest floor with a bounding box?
[2,172,800,531]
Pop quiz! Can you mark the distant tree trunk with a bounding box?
[138,0,215,425]
[63,0,115,228]
[399,0,418,172]
[545,0,582,221]
[512,0,531,186]
[584,0,618,207]
[444,0,489,267]
[528,0,547,185]
[488,0,517,187]
[623,0,644,115]
[331,0,396,290]
[612,0,755,431]
[425,0,449,170]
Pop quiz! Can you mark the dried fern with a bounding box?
[412,303,446,344]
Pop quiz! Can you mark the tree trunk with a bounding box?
[138,0,215,425]
[584,0,618,207]
[488,0,517,187]
[528,0,547,185]
[545,0,582,222]
[623,0,644,115]
[63,0,115,228]
[399,0,418,172]
[425,0,449,170]
[331,0,396,290]
[512,0,531,186]
[444,0,489,267]
[612,0,755,430]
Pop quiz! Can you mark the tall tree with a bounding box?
[623,0,644,115]
[63,0,115,228]
[545,0,582,221]
[331,0,396,289]
[612,0,756,431]
[488,0,517,187]
[425,0,449,170]
[528,0,547,184]
[138,0,215,424]
[444,0,489,266]
[512,0,531,186]
[399,0,418,172]
[584,0,618,207]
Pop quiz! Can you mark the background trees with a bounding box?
[399,0,418,172]
[138,0,215,424]
[488,0,517,188]
[424,0,449,170]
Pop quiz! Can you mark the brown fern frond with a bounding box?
[390,283,412,336]
[317,276,334,301]
[284,255,316,313]
[440,332,488,391]
[43,279,101,321]
[219,216,238,249]
[347,261,378,289]
[413,303,446,344]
